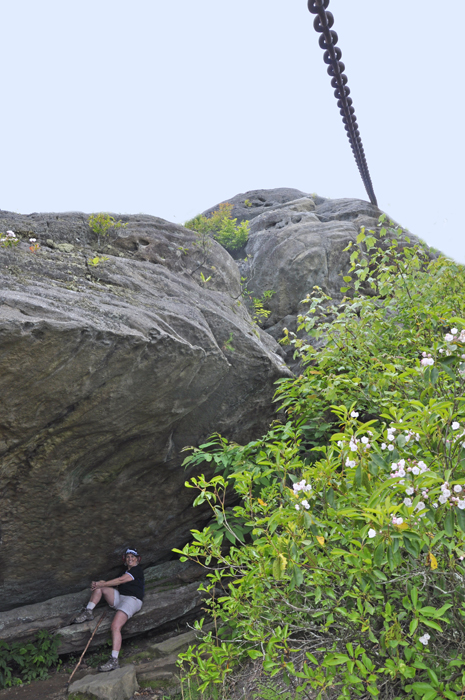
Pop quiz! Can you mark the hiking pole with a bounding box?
[68,611,106,686]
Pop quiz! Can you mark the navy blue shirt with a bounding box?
[118,564,144,601]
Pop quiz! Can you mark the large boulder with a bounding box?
[0,211,290,612]
[201,189,425,368]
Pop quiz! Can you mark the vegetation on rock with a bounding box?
[175,218,465,699]
[185,203,249,252]
[0,631,61,689]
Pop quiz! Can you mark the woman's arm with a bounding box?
[91,573,132,590]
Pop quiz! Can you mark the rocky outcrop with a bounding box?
[201,189,424,368]
[0,188,427,638]
[0,561,205,653]
[0,210,290,612]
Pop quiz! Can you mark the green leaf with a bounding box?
[354,464,362,488]
[456,507,465,532]
[444,509,455,537]
[247,650,263,659]
[373,543,384,567]
[403,534,420,558]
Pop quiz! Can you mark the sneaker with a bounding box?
[98,657,120,672]
[73,608,94,624]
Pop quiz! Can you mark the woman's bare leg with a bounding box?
[110,611,128,652]
[89,586,115,607]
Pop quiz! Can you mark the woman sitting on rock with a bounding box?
[73,547,145,672]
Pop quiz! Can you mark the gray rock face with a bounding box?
[237,195,382,329]
[201,187,317,225]
[0,560,205,653]
[201,189,425,369]
[0,211,290,612]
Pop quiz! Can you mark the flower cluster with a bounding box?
[381,424,420,451]
[444,328,465,344]
[433,482,465,510]
[419,632,430,646]
[293,479,312,511]
[420,352,434,367]
[438,328,465,361]
[293,479,312,494]
[0,230,19,247]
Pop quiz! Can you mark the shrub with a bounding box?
[88,213,126,246]
[175,222,465,699]
[0,630,61,688]
[185,203,249,252]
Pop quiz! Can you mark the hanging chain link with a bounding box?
[308,0,377,206]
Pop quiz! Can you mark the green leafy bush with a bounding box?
[0,630,61,688]
[175,223,465,699]
[88,213,126,246]
[185,203,249,252]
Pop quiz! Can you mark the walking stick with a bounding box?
[68,612,106,686]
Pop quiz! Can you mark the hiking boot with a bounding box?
[98,657,120,672]
[73,608,94,624]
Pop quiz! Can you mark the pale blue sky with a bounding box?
[1,1,463,260]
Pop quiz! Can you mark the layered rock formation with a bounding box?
[0,561,204,654]
[0,209,290,612]
[202,188,423,367]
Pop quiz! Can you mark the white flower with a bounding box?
[421,357,434,367]
[398,468,406,478]
[451,328,458,335]
[405,487,414,496]
[295,504,300,511]
[29,238,36,243]
[388,445,395,452]
[404,498,413,507]
[442,489,451,498]
[387,433,396,442]
[419,633,430,646]
[301,499,310,510]
[351,411,359,418]
[452,422,460,430]
[454,485,463,493]
[345,459,356,468]
[293,480,309,493]
[349,440,358,452]
[391,463,398,471]
[445,333,454,343]
[417,461,427,472]
[337,440,344,448]
[411,466,420,476]
[458,500,465,510]
[381,443,387,450]
[392,516,403,526]
[416,501,426,511]
[368,528,376,538]
[361,436,369,444]
[439,494,448,504]
[432,502,438,509]
[398,459,405,467]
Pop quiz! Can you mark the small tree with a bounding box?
[185,203,249,252]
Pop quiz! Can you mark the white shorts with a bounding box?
[111,589,143,619]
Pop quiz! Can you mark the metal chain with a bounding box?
[308,0,378,206]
